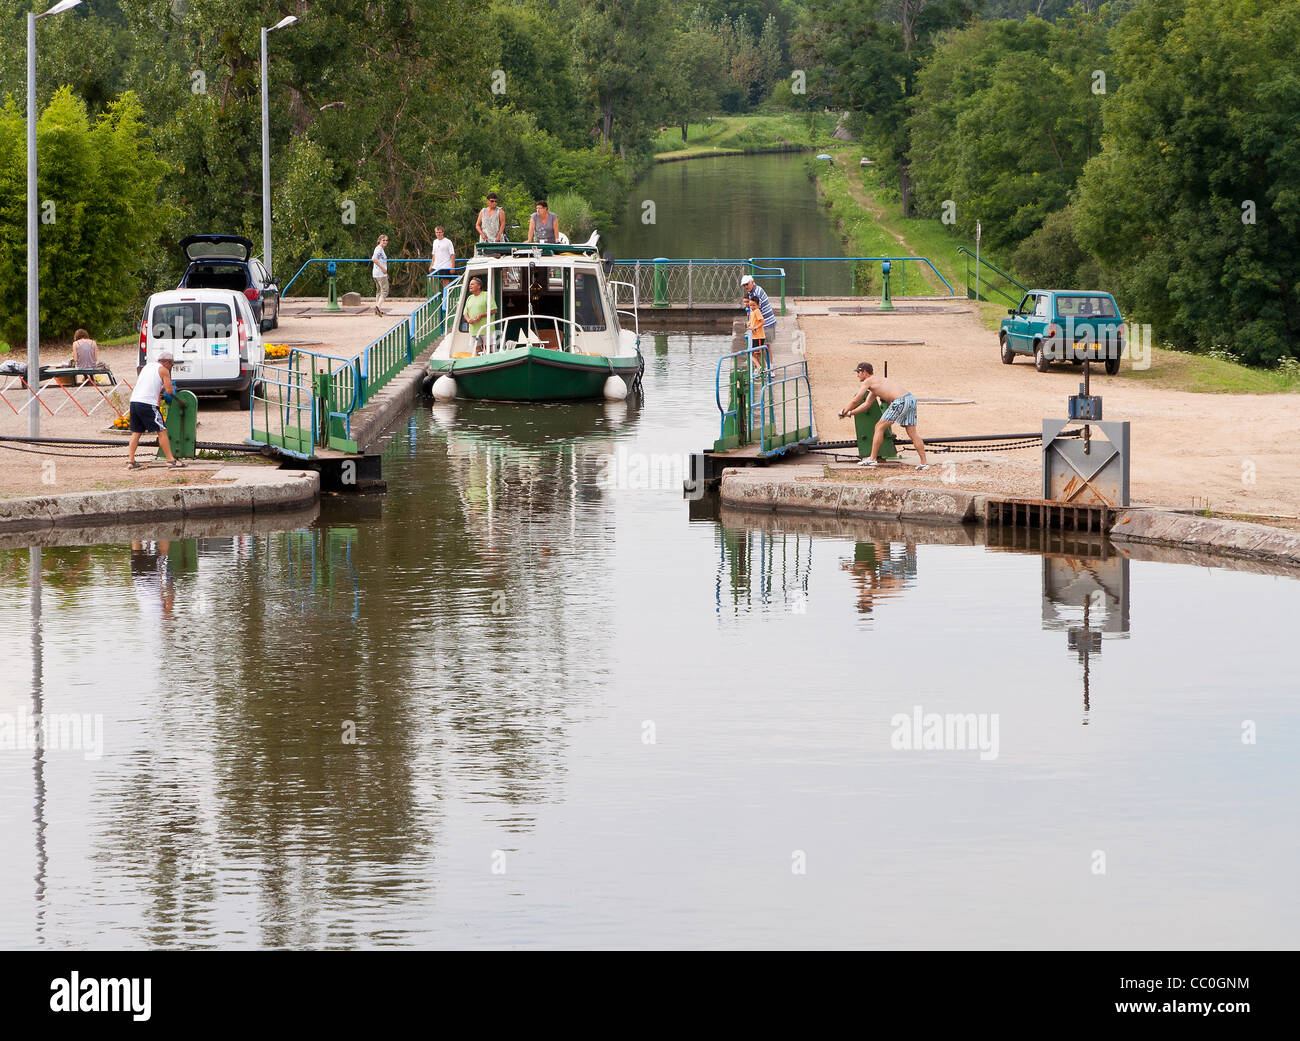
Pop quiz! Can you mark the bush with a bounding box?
[1010,207,1095,288]
[0,89,167,346]
[547,193,595,243]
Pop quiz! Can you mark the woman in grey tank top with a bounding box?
[529,200,559,243]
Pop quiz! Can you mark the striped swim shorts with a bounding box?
[881,393,917,427]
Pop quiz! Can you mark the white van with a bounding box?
[137,289,265,408]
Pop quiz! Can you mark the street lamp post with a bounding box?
[26,0,82,438]
[260,15,298,282]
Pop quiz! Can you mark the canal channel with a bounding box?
[1,155,1297,949]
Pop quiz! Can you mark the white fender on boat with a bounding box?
[603,375,628,401]
[432,374,458,400]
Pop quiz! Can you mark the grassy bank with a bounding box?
[812,147,1300,395]
[808,146,988,294]
[654,113,839,161]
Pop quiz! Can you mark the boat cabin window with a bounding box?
[574,272,607,331]
[500,265,570,348]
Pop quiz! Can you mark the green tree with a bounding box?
[796,0,978,214]
[907,14,1107,250]
[0,87,168,346]
[571,0,670,153]
[1074,0,1300,363]
[662,9,728,139]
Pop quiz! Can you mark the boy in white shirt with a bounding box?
[428,227,456,291]
[372,234,390,315]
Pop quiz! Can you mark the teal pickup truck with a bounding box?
[999,290,1124,375]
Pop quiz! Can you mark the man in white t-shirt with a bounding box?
[372,234,390,316]
[127,350,182,470]
[428,226,456,291]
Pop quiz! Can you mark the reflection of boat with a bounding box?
[427,400,635,560]
[424,237,643,402]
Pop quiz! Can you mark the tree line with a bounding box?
[797,0,1299,366]
[0,0,803,346]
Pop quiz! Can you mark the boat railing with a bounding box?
[472,312,592,354]
[609,279,640,337]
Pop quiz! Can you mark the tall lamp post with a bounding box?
[26,0,83,438]
[260,15,298,281]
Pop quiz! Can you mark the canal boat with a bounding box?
[423,235,643,402]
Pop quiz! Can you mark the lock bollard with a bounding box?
[158,389,198,459]
[326,260,340,312]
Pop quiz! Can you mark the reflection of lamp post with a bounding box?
[260,15,298,281]
[29,546,48,938]
[26,0,83,438]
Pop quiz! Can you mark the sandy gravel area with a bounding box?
[800,300,1300,516]
[0,299,418,498]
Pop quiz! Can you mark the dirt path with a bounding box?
[824,153,949,295]
[801,300,1300,517]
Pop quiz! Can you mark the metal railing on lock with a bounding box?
[410,291,450,354]
[755,359,815,456]
[749,255,956,298]
[609,260,787,315]
[957,247,1027,307]
[250,295,450,457]
[713,335,817,457]
[280,258,441,298]
[248,358,318,458]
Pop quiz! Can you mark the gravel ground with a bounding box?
[0,299,419,498]
[801,300,1300,517]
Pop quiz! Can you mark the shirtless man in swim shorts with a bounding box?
[838,361,929,469]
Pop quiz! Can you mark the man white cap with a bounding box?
[157,350,175,363]
[741,274,754,286]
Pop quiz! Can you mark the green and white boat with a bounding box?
[423,235,643,402]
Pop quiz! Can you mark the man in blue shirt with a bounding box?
[740,275,777,336]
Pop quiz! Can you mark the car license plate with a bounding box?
[173,363,190,374]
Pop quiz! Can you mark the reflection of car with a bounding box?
[1000,290,1124,374]
[176,234,279,331]
[137,288,265,408]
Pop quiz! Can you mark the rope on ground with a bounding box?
[0,441,147,458]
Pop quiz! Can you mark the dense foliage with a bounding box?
[797,0,1299,363]
[0,0,801,342]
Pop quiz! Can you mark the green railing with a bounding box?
[610,260,787,315]
[410,291,449,354]
[249,360,317,458]
[957,247,1027,307]
[363,321,413,400]
[280,258,444,298]
[749,255,956,298]
[251,295,452,457]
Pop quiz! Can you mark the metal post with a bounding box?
[260,26,271,279]
[687,260,692,308]
[975,220,982,303]
[26,12,38,437]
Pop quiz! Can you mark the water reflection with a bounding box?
[714,522,812,619]
[988,527,1130,725]
[717,509,1138,720]
[842,540,918,618]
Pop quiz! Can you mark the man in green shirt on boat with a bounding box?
[464,277,494,352]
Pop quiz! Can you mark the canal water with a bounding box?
[607,153,855,295]
[2,325,1298,949]
[2,157,1298,949]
